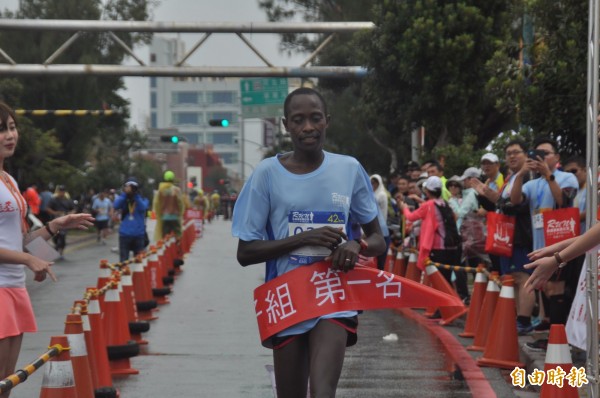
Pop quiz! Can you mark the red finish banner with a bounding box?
[253,261,463,345]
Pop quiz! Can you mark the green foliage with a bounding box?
[260,0,517,174]
[0,0,154,193]
[360,0,516,154]
[429,134,486,177]
[486,0,588,157]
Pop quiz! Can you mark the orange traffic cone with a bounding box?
[393,250,407,277]
[384,246,396,273]
[148,245,171,305]
[63,313,95,398]
[73,300,99,391]
[131,254,158,321]
[459,269,488,338]
[425,264,468,325]
[422,273,437,316]
[39,336,77,398]
[85,288,117,395]
[121,266,150,345]
[467,272,500,351]
[477,275,524,369]
[103,279,139,376]
[404,252,422,282]
[540,324,580,398]
[96,259,112,289]
[159,238,175,284]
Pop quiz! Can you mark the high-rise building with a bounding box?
[149,36,242,177]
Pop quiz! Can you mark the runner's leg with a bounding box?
[308,320,347,398]
[273,334,309,398]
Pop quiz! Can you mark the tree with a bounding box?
[260,1,517,175]
[487,0,588,156]
[358,1,516,152]
[0,0,154,189]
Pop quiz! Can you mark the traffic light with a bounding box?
[188,176,197,188]
[208,119,230,127]
[160,135,181,144]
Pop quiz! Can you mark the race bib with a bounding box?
[288,211,346,265]
[533,212,544,229]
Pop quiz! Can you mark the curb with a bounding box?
[397,308,498,397]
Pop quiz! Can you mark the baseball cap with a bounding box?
[423,176,442,191]
[481,153,499,163]
[124,176,139,187]
[459,167,482,181]
[446,175,463,188]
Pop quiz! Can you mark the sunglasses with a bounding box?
[566,169,579,174]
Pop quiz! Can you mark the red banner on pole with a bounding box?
[253,261,463,345]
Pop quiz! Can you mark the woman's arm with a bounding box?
[23,213,95,246]
[0,247,57,282]
[524,221,600,291]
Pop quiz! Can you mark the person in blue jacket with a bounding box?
[113,177,149,262]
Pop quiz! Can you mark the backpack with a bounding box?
[434,202,461,248]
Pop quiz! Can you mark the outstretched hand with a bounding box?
[523,256,557,293]
[52,213,95,231]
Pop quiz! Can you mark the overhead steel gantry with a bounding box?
[0,19,374,78]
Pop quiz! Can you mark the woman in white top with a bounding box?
[0,102,94,396]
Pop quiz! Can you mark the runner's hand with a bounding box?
[298,226,347,252]
[328,240,361,273]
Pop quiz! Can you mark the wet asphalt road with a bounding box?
[10,219,522,397]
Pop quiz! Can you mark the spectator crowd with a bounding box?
[372,136,586,353]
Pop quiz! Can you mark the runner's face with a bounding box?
[0,116,18,162]
[283,94,329,153]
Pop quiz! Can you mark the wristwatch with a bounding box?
[546,174,555,182]
[553,252,568,268]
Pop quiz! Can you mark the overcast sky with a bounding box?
[2,0,307,127]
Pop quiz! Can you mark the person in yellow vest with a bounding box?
[153,170,185,240]
[210,190,221,219]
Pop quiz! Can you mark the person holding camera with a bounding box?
[510,136,578,351]
[113,177,149,262]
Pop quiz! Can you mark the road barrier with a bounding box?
[0,342,66,394]
[1,221,199,396]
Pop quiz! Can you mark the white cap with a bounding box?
[459,167,481,181]
[423,176,442,191]
[481,153,499,163]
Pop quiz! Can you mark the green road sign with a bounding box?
[240,78,288,118]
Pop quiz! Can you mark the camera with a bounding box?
[527,149,546,160]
